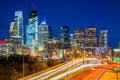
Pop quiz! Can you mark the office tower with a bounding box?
[26,10,39,51]
[39,20,49,50]
[9,11,24,49]
[14,11,24,45]
[60,26,70,48]
[74,28,85,48]
[85,26,98,47]
[14,11,24,40]
[9,22,16,36]
[99,30,108,47]
[48,26,53,39]
[119,42,120,48]
[70,34,74,47]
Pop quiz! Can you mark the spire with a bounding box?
[41,18,47,25]
[31,0,36,9]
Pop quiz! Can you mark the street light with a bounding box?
[115,66,120,80]
[22,55,25,77]
[21,47,25,77]
[83,50,85,64]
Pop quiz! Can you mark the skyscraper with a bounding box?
[74,28,85,48]
[39,20,49,50]
[14,11,24,38]
[60,26,70,48]
[99,30,108,47]
[9,22,15,36]
[9,11,24,49]
[26,10,39,51]
[48,26,53,39]
[85,26,98,47]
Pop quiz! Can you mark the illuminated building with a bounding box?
[74,28,85,48]
[14,11,24,44]
[9,11,24,49]
[60,26,70,48]
[0,40,6,54]
[10,22,15,36]
[85,26,98,47]
[99,30,108,47]
[113,49,120,62]
[26,10,39,51]
[39,20,49,50]
[70,34,74,47]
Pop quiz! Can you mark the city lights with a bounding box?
[0,0,120,80]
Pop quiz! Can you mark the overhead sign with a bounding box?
[114,49,120,52]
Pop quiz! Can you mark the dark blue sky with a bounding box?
[0,0,120,48]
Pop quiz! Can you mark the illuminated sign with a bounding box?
[114,49,120,52]
[113,57,120,61]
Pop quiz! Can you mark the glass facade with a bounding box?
[74,28,85,48]
[60,26,70,48]
[39,20,49,50]
[85,26,98,47]
[99,30,108,47]
[26,10,39,51]
[9,11,24,49]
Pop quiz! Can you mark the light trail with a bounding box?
[19,58,100,80]
[49,64,102,80]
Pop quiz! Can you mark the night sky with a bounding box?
[0,0,120,48]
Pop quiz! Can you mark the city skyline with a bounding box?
[0,0,120,48]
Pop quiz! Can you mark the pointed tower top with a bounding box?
[41,18,47,25]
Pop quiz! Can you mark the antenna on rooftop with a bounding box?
[31,0,37,9]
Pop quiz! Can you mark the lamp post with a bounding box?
[22,55,24,77]
[115,66,120,80]
[76,50,80,59]
[21,47,25,77]
[83,50,85,64]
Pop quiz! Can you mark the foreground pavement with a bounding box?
[74,65,111,80]
[99,66,120,80]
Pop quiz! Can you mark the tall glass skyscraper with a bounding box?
[99,30,108,47]
[9,11,24,49]
[60,26,70,48]
[14,11,24,37]
[26,10,39,51]
[39,20,49,50]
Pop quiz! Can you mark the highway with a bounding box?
[23,58,102,80]
[73,65,111,80]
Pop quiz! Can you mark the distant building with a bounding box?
[70,34,74,47]
[48,26,53,39]
[99,30,108,47]
[60,26,70,48]
[39,20,49,50]
[14,11,24,45]
[9,22,16,36]
[26,10,39,51]
[113,49,120,62]
[0,40,6,54]
[85,26,98,47]
[74,28,85,48]
[118,42,120,48]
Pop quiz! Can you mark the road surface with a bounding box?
[18,58,101,80]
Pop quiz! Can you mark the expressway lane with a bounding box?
[18,58,100,80]
[49,59,101,80]
[33,59,84,80]
[74,64,112,80]
[27,59,83,80]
